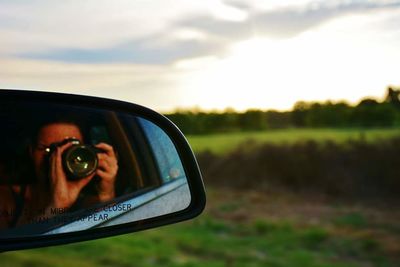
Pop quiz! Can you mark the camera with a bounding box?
[46,138,100,180]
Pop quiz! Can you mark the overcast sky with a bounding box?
[1,0,399,112]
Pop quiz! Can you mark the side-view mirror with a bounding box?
[0,89,206,252]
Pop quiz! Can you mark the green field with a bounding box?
[2,128,400,266]
[187,128,400,154]
[1,188,399,267]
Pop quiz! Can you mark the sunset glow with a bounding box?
[1,1,399,112]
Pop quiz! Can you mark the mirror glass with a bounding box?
[0,100,191,237]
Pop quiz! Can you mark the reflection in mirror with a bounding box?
[0,100,191,238]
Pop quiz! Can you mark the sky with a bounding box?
[0,0,399,112]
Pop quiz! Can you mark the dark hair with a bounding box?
[30,110,89,146]
[1,103,92,185]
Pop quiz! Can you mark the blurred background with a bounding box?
[1,0,400,266]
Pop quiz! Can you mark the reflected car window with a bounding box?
[138,118,186,183]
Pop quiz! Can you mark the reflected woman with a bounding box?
[0,117,118,228]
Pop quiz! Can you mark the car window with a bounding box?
[138,118,186,184]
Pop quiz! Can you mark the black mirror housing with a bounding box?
[0,89,206,252]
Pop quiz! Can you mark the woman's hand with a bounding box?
[95,143,118,202]
[48,142,95,209]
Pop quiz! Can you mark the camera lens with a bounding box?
[63,145,98,179]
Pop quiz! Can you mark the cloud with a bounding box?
[0,0,202,54]
[20,37,226,64]
[252,0,400,37]
[179,0,400,39]
[6,0,400,64]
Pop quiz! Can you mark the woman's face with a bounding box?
[31,123,83,183]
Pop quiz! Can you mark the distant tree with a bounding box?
[292,101,309,127]
[306,101,351,127]
[238,109,267,130]
[385,87,400,107]
[351,102,396,127]
[265,111,292,128]
[358,98,379,107]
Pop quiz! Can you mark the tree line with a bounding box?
[166,87,400,135]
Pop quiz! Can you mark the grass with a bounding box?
[187,128,400,154]
[0,217,395,267]
[334,213,368,229]
[1,189,399,267]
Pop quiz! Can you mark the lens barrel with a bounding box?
[62,145,98,180]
